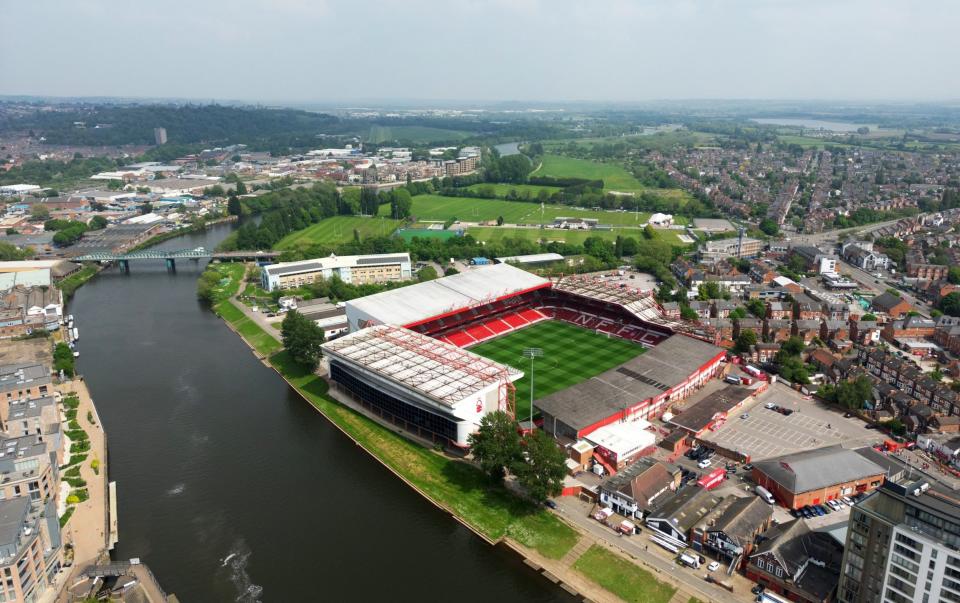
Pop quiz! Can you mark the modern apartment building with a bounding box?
[0,497,63,603]
[700,237,764,263]
[837,479,960,603]
[260,253,412,292]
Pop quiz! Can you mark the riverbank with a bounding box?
[127,215,238,252]
[210,267,708,603]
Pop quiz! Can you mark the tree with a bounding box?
[390,188,413,220]
[729,307,747,319]
[513,430,567,503]
[496,215,504,226]
[680,304,699,321]
[280,310,325,370]
[834,376,873,410]
[643,224,655,240]
[949,266,960,285]
[861,313,878,322]
[940,292,960,317]
[141,202,153,215]
[746,299,767,318]
[235,180,248,195]
[53,342,75,377]
[468,411,522,481]
[734,330,757,353]
[227,194,242,216]
[29,204,50,221]
[444,267,459,276]
[106,179,123,191]
[88,215,108,230]
[758,218,779,236]
[417,265,438,282]
[781,336,805,357]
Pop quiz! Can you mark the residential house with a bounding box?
[712,300,738,319]
[881,315,936,343]
[870,292,912,319]
[794,294,822,320]
[765,319,793,343]
[597,460,679,520]
[645,486,723,545]
[747,343,781,364]
[734,318,763,340]
[696,497,773,568]
[746,520,844,603]
[766,301,792,320]
[820,320,849,342]
[794,319,822,344]
[849,320,881,346]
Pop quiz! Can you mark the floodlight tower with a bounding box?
[522,347,544,430]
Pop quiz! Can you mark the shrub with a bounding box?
[72,489,89,503]
[87,410,94,424]
[66,495,79,505]
[70,441,90,454]
[59,507,75,528]
[91,459,100,475]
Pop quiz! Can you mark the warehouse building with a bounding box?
[261,253,412,292]
[536,334,726,440]
[751,446,886,509]
[321,324,522,447]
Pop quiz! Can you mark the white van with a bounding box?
[756,485,775,504]
[679,553,701,569]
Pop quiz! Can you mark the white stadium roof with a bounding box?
[345,263,549,327]
[321,325,522,407]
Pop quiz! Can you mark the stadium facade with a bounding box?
[331,264,721,448]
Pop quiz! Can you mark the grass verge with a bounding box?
[573,545,677,603]
[59,265,99,298]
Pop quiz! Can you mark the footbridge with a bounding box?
[73,247,280,272]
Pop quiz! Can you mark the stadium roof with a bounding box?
[345,263,549,327]
[754,445,886,494]
[321,324,521,407]
[668,386,754,434]
[535,335,725,432]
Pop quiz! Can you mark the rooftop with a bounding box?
[753,445,886,494]
[668,386,753,433]
[321,324,521,407]
[535,335,725,431]
[345,263,549,328]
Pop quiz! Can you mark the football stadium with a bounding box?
[323,263,723,448]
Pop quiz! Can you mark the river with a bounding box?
[69,222,575,602]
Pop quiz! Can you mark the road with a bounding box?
[833,258,931,316]
[789,216,915,246]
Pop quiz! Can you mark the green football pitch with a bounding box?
[470,320,645,421]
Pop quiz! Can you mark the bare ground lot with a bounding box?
[0,338,51,366]
[701,383,883,461]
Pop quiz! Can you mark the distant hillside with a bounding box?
[0,104,352,147]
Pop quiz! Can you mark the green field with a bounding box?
[573,545,676,603]
[537,154,646,192]
[405,194,662,227]
[467,225,692,247]
[367,125,471,143]
[275,216,401,249]
[470,321,644,420]
[464,183,563,198]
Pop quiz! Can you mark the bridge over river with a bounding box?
[73,247,280,272]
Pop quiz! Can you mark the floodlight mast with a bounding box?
[522,347,544,430]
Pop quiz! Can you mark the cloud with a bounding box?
[0,0,957,102]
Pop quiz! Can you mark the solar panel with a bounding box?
[355,255,408,265]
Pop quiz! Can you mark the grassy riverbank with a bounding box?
[573,545,677,603]
[59,265,100,299]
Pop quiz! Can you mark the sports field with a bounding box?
[464,183,563,199]
[274,216,401,249]
[467,225,693,247]
[470,320,644,420]
[367,124,472,143]
[404,194,655,226]
[537,154,646,192]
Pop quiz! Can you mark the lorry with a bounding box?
[744,365,763,379]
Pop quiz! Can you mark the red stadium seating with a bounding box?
[484,319,512,335]
[501,312,530,329]
[445,331,476,348]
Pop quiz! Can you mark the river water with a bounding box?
[69,222,575,602]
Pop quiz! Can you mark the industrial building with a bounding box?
[261,253,412,292]
[536,334,726,440]
[751,446,886,509]
[321,324,522,447]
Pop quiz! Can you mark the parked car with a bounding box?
[789,508,801,518]
[765,402,776,409]
[698,458,712,469]
[743,463,753,471]
[741,413,750,420]
[707,561,721,572]
[842,496,854,506]
[544,500,558,509]
[800,506,812,518]
[815,505,828,516]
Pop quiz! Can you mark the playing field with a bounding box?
[464,183,563,199]
[404,194,655,226]
[470,320,644,420]
[467,225,693,247]
[537,154,646,192]
[274,216,401,249]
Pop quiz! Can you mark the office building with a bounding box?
[260,253,412,292]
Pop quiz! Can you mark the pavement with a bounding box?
[45,379,110,603]
[701,382,883,461]
[552,496,754,603]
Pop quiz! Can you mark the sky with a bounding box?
[2,0,959,104]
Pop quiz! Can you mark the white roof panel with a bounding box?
[346,263,548,327]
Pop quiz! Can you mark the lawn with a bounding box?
[573,545,676,603]
[215,300,282,356]
[270,350,579,558]
[537,154,646,192]
[470,321,644,420]
[405,194,659,227]
[274,216,402,250]
[466,225,693,248]
[464,183,563,199]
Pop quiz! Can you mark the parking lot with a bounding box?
[701,383,882,461]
